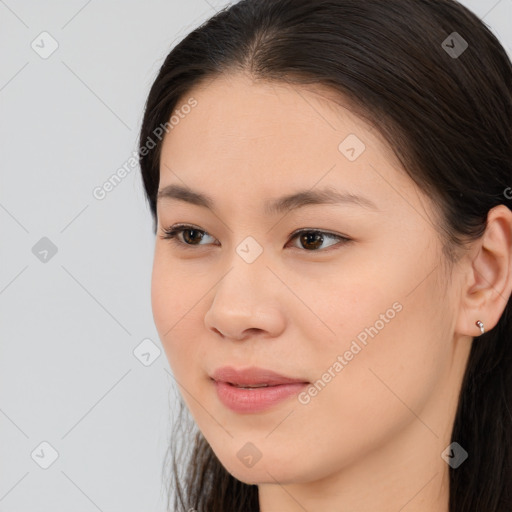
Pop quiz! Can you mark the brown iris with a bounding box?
[299,231,324,250]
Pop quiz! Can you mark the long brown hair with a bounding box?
[139,1,512,510]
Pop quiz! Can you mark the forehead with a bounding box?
[163,72,375,153]
[158,72,412,210]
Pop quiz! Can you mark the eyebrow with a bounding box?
[157,184,379,215]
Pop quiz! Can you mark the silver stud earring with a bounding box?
[475,320,485,335]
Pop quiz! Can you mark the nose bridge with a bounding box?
[214,246,270,315]
[204,245,286,340]
[220,233,270,301]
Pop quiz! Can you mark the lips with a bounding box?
[211,366,309,387]
[210,366,310,413]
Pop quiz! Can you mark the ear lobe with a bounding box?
[454,204,512,337]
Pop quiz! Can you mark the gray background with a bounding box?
[0,1,510,511]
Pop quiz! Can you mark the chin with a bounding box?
[214,447,307,485]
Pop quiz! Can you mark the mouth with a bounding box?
[210,366,310,413]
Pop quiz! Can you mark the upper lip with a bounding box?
[211,366,309,386]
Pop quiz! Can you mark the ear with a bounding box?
[455,204,512,337]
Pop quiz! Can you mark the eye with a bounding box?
[160,224,350,252]
[287,229,350,251]
[160,224,217,248]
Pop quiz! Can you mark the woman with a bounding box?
[138,0,512,510]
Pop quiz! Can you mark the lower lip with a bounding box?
[213,380,309,413]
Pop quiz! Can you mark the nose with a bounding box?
[204,260,287,341]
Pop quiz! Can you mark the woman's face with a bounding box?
[151,73,470,489]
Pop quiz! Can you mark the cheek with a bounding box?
[151,246,201,329]
[150,250,174,339]
[303,261,451,432]
[151,251,189,362]
[150,249,213,376]
[332,289,448,427]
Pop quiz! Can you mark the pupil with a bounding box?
[301,232,323,250]
[184,229,203,244]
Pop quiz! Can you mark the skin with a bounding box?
[151,72,512,512]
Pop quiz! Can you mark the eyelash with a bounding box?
[159,223,351,253]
